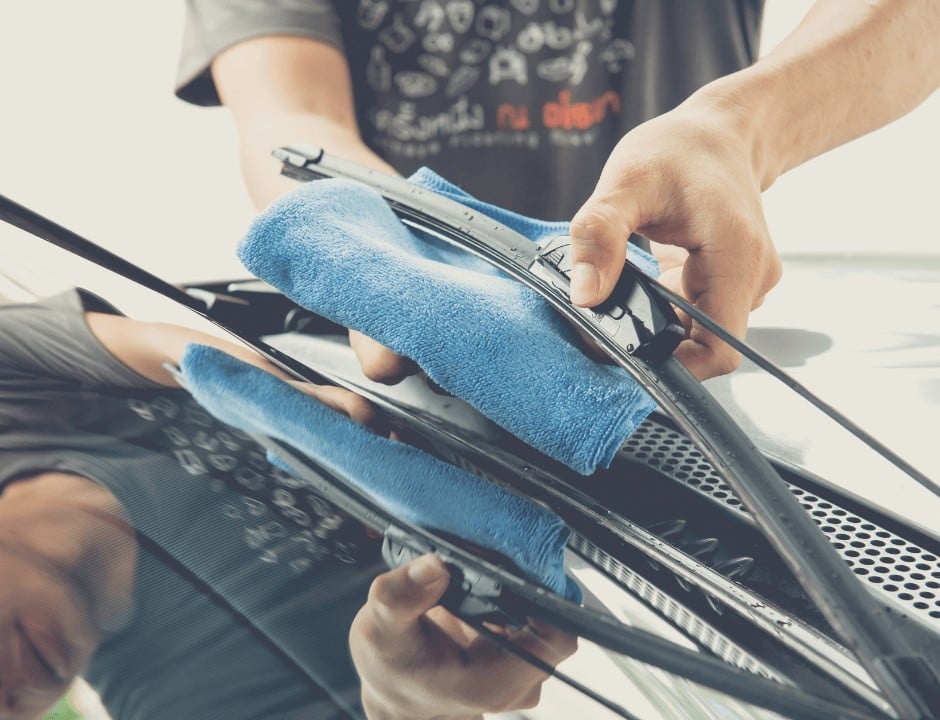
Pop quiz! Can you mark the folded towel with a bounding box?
[238,169,658,475]
[180,344,582,602]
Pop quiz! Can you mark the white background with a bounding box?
[0,0,937,295]
[0,5,937,719]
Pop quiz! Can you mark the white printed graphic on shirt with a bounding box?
[355,0,629,155]
[423,32,455,53]
[380,14,417,53]
[445,0,475,33]
[536,40,592,84]
[418,53,450,76]
[475,6,512,42]
[395,71,439,97]
[358,0,391,30]
[147,394,360,575]
[367,46,392,90]
[415,0,446,32]
[548,0,575,14]
[510,0,541,15]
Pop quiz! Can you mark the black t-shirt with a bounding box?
[0,289,383,720]
[177,0,764,218]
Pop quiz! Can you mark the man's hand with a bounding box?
[350,554,577,720]
[0,474,136,718]
[0,544,99,717]
[569,93,782,381]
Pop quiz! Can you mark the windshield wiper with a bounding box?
[268,145,940,720]
[2,152,937,717]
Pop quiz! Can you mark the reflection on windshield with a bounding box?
[0,285,765,720]
[0,288,384,719]
[4,276,938,720]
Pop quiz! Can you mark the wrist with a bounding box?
[685,69,787,192]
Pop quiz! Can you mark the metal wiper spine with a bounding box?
[0,145,933,718]
[273,145,940,719]
[0,189,891,720]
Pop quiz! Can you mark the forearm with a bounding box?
[212,35,396,211]
[694,0,940,189]
[84,311,293,388]
[232,110,395,210]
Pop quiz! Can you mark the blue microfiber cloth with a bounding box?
[180,344,582,602]
[237,169,658,475]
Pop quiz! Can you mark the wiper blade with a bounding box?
[254,438,886,720]
[0,190,892,720]
[270,145,940,719]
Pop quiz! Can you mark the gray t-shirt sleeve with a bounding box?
[175,0,344,106]
[0,288,161,390]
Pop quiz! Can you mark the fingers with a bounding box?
[0,610,81,716]
[659,237,782,380]
[568,194,637,307]
[364,554,450,636]
[302,384,381,430]
[349,331,418,384]
[350,554,456,710]
[452,620,577,712]
[648,240,688,274]
[569,142,662,309]
[14,619,72,690]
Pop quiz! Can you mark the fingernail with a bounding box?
[407,554,446,585]
[570,262,599,306]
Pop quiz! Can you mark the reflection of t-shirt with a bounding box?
[0,289,383,720]
[177,0,763,218]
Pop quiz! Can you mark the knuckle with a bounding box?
[360,356,396,383]
[349,609,379,652]
[569,209,608,246]
[570,201,628,259]
[558,633,579,658]
[343,396,378,427]
[518,685,543,710]
[713,347,742,376]
[488,682,543,713]
[766,249,783,288]
[366,574,394,612]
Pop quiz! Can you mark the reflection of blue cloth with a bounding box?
[237,169,657,475]
[180,344,582,602]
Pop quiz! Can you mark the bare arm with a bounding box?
[211,36,414,383]
[743,0,940,187]
[83,312,379,426]
[570,0,940,379]
[212,36,395,211]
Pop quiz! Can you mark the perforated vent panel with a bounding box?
[620,419,940,625]
[570,534,784,682]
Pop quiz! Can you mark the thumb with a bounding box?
[367,554,451,634]
[568,190,643,307]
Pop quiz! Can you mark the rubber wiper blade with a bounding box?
[276,146,685,363]
[0,189,892,720]
[272,145,940,719]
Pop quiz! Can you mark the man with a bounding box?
[175,0,939,381]
[0,289,573,719]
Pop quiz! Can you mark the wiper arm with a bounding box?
[0,189,893,720]
[271,145,940,719]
